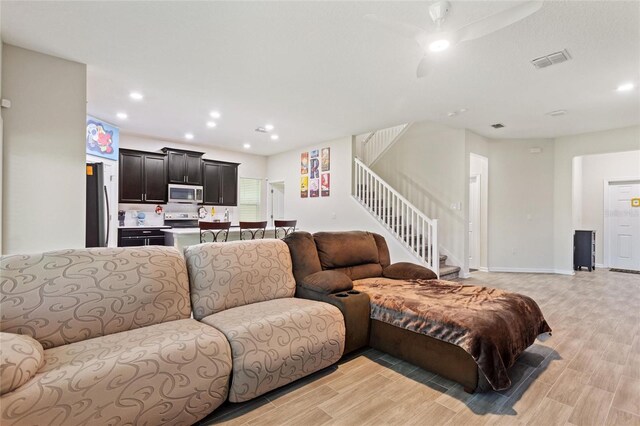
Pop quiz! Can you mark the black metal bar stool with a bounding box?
[199,221,232,243]
[239,221,268,240]
[274,220,297,239]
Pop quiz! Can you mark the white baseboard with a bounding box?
[489,267,575,275]
[595,263,605,268]
[477,267,489,272]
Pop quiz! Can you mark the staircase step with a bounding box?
[439,265,461,281]
[439,254,447,265]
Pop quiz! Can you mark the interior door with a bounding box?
[609,181,640,271]
[468,175,481,270]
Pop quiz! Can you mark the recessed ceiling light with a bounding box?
[616,83,635,92]
[447,112,458,117]
[270,134,279,140]
[243,143,251,149]
[206,121,217,128]
[459,108,468,113]
[185,133,194,140]
[129,91,143,100]
[265,124,274,131]
[116,112,128,119]
[429,39,450,52]
[210,111,221,119]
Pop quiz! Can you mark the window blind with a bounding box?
[239,178,262,221]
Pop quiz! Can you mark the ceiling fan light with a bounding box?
[429,39,450,52]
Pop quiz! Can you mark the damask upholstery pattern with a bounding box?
[0,332,44,395]
[0,319,233,426]
[1,247,191,349]
[201,298,345,403]
[185,239,296,319]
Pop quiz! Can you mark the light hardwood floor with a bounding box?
[199,270,640,426]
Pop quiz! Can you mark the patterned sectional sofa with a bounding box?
[0,241,345,425]
[1,232,549,424]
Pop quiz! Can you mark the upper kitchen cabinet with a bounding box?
[162,148,204,185]
[202,160,239,206]
[119,149,167,203]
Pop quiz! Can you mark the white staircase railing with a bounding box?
[353,157,439,276]
[361,123,409,166]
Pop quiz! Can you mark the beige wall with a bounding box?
[554,125,640,273]
[488,138,555,272]
[575,150,640,266]
[2,45,87,254]
[372,121,468,269]
[266,136,418,264]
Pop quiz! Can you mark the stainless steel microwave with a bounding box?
[167,184,203,204]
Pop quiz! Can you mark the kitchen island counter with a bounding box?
[163,225,279,250]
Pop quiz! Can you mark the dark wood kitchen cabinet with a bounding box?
[202,160,239,206]
[119,149,167,203]
[118,228,166,247]
[162,148,204,185]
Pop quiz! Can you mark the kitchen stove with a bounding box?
[164,212,199,228]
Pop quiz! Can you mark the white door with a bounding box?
[608,181,640,271]
[270,183,285,226]
[469,175,481,270]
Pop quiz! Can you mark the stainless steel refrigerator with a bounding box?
[86,162,110,247]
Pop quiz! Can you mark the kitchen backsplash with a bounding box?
[119,203,239,226]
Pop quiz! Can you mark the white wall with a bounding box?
[2,44,86,254]
[118,133,269,223]
[575,150,640,266]
[266,136,418,264]
[488,138,556,272]
[372,121,468,269]
[554,125,640,273]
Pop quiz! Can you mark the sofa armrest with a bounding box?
[296,286,370,355]
[300,270,353,294]
[0,332,44,395]
[383,262,438,281]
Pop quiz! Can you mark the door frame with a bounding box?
[603,176,640,268]
[268,180,285,227]
[469,174,481,270]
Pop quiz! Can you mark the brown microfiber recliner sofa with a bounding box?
[284,230,551,393]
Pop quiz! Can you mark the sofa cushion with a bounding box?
[185,239,296,320]
[301,270,353,294]
[332,264,384,281]
[314,231,380,269]
[0,319,232,426]
[0,247,191,349]
[372,233,391,268]
[0,332,44,395]
[201,298,345,403]
[383,262,438,281]
[283,231,323,283]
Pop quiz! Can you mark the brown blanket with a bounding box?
[352,278,551,390]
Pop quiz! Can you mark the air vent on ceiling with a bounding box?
[254,127,267,133]
[531,49,572,69]
[491,123,505,129]
[547,109,567,117]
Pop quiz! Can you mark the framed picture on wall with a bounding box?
[86,116,119,160]
[300,176,309,198]
[301,152,309,175]
[310,178,319,198]
[321,147,330,171]
[321,173,330,197]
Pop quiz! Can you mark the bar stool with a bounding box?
[274,220,297,239]
[239,221,268,240]
[199,221,231,243]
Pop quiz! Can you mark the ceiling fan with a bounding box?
[365,1,544,78]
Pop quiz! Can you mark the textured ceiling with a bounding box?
[2,1,639,155]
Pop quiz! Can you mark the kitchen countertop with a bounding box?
[162,226,276,234]
[118,225,171,229]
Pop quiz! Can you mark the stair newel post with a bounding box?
[432,219,439,277]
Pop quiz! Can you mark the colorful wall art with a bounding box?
[86,116,119,160]
[300,152,309,174]
[300,176,309,198]
[321,173,330,197]
[300,147,330,198]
